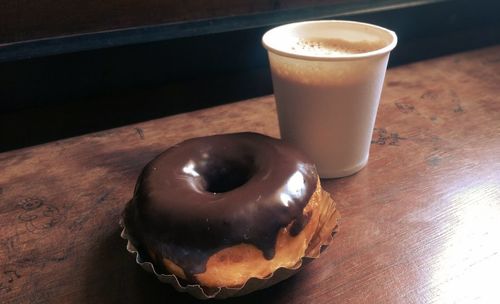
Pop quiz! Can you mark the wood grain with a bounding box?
[1,45,500,303]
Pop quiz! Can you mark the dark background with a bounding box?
[1,0,500,152]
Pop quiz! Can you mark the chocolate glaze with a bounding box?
[124,132,318,281]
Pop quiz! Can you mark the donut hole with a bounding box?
[202,159,255,193]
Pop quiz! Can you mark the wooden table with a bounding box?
[1,46,499,304]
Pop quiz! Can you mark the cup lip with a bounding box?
[262,20,398,61]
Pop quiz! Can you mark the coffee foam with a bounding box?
[287,38,386,57]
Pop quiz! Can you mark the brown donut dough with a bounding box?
[148,178,337,288]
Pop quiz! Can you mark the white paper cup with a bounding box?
[263,20,397,178]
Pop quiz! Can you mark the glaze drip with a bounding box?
[124,133,318,279]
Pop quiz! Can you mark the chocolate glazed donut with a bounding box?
[124,132,319,285]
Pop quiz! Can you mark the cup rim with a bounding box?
[262,20,398,61]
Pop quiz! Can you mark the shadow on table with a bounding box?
[83,226,300,303]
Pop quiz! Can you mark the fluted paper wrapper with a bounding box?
[120,190,340,300]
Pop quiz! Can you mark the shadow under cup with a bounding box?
[262,20,398,178]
